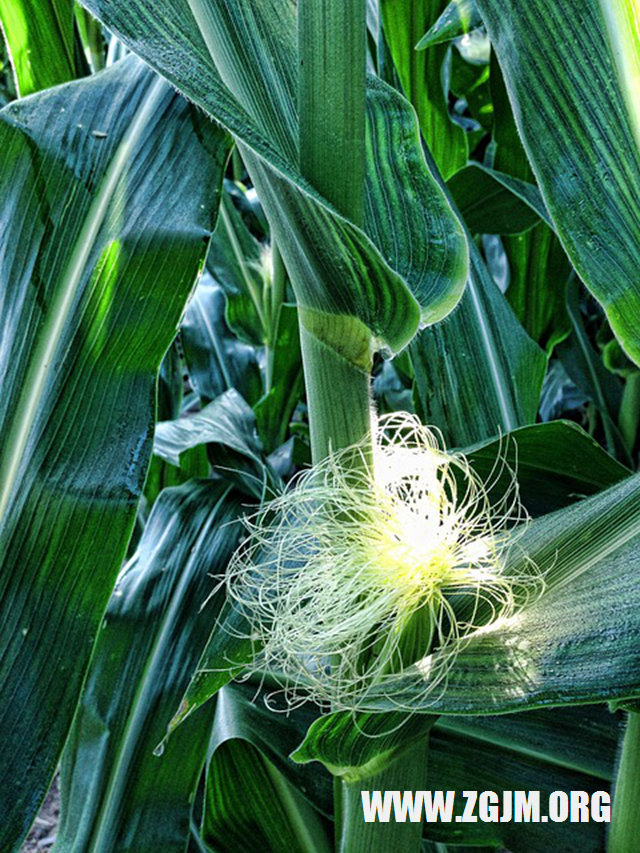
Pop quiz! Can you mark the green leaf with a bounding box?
[0,0,85,95]
[538,360,588,422]
[292,711,436,782]
[56,481,246,852]
[490,56,572,355]
[407,82,546,447]
[447,162,551,236]
[440,703,619,781]
[169,600,255,735]
[254,304,304,453]
[466,420,630,517]
[144,448,210,511]
[364,473,640,713]
[201,682,332,852]
[0,57,230,848]
[502,222,572,353]
[476,0,640,365]
[600,0,640,155]
[80,0,469,357]
[416,0,482,49]
[557,278,629,462]
[181,275,263,407]
[154,389,278,500]
[363,76,468,326]
[381,0,468,178]
[209,682,333,817]
[154,392,260,469]
[203,739,331,853]
[411,241,547,446]
[425,721,612,850]
[207,193,266,347]
[157,341,185,422]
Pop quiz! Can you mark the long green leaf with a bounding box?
[168,601,255,735]
[490,55,572,355]
[202,683,332,853]
[209,682,333,818]
[0,57,229,848]
[56,481,245,853]
[254,304,304,453]
[440,704,620,781]
[203,739,331,853]
[425,726,610,851]
[447,163,551,236]
[154,389,275,499]
[206,193,265,348]
[601,0,640,155]
[466,420,630,516]
[381,0,468,178]
[406,91,546,447]
[181,274,263,407]
[292,711,436,782]
[476,0,640,365]
[411,241,546,446]
[502,222,572,354]
[557,277,629,461]
[0,0,85,95]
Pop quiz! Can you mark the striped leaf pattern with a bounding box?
[0,57,230,848]
[81,0,469,358]
[477,0,640,365]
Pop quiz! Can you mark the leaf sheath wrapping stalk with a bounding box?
[298,0,366,224]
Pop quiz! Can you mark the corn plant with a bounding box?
[1,0,640,852]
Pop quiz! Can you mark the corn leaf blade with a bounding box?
[0,57,230,847]
[0,0,84,95]
[56,481,245,853]
[465,420,630,517]
[477,0,640,365]
[411,241,547,446]
[425,725,610,851]
[381,0,468,178]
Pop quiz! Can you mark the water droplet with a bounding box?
[153,740,166,757]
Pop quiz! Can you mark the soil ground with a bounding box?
[20,776,60,852]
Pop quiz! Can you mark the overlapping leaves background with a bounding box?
[0,0,639,850]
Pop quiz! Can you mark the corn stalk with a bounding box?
[297,3,426,850]
[297,0,372,465]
